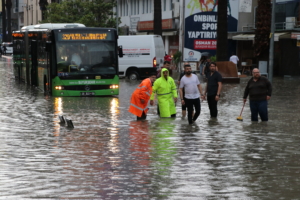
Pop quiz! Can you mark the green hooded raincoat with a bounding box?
[150,68,178,117]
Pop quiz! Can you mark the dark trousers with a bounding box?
[137,111,147,120]
[250,100,268,121]
[207,95,218,118]
[185,98,201,124]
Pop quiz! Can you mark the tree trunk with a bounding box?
[254,0,271,58]
[6,0,12,42]
[2,0,6,42]
[39,0,49,21]
[216,0,228,61]
[153,0,162,36]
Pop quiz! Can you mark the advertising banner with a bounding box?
[184,0,239,61]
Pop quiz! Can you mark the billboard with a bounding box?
[184,0,239,61]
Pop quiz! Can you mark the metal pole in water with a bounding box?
[268,0,276,83]
[25,30,30,84]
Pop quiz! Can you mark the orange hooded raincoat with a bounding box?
[129,78,153,117]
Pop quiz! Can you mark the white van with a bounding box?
[2,42,13,55]
[118,35,165,80]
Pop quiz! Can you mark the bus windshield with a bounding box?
[56,40,116,77]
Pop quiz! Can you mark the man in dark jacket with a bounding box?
[204,62,222,118]
[243,68,272,121]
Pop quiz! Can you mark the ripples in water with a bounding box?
[0,60,300,198]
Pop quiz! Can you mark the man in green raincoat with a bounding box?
[150,68,178,117]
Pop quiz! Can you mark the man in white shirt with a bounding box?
[229,52,239,66]
[179,63,205,124]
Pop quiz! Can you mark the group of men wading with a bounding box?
[129,61,272,124]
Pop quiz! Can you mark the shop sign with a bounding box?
[137,19,173,31]
[183,0,239,61]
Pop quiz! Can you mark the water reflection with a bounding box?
[149,119,177,198]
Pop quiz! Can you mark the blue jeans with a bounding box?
[249,100,268,121]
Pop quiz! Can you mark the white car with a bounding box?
[2,42,13,55]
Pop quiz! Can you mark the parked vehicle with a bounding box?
[118,35,165,80]
[2,42,13,55]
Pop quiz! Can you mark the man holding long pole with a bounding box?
[243,68,272,121]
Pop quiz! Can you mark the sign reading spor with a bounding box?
[184,0,239,61]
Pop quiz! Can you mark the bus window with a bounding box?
[56,41,116,75]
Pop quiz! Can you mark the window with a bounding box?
[163,0,166,11]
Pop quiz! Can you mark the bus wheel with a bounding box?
[128,71,139,80]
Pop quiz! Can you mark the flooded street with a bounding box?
[1,56,300,199]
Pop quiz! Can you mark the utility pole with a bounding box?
[116,0,118,35]
[153,0,162,36]
[2,0,6,42]
[268,0,276,83]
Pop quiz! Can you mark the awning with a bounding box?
[136,32,148,35]
[232,34,255,40]
[162,31,177,36]
[274,32,288,41]
[232,32,288,41]
[137,31,178,36]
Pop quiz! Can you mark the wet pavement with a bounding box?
[1,55,300,199]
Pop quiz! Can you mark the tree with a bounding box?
[6,0,12,42]
[41,0,119,28]
[216,0,228,61]
[39,0,49,21]
[153,0,162,36]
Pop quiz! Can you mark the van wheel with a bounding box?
[128,71,139,80]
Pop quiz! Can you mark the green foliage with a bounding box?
[41,0,120,28]
[210,55,217,62]
[173,51,182,67]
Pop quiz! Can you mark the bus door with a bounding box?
[31,40,38,86]
[13,39,24,80]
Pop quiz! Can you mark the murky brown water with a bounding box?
[1,56,300,199]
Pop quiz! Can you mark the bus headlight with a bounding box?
[55,86,64,90]
[110,84,119,89]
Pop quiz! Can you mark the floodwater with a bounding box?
[1,56,300,199]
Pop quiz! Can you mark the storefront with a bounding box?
[232,32,300,76]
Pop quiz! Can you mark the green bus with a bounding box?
[12,23,122,96]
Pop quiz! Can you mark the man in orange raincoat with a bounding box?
[129,73,157,120]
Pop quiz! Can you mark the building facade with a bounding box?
[232,0,300,76]
[117,0,180,56]
[4,0,300,76]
